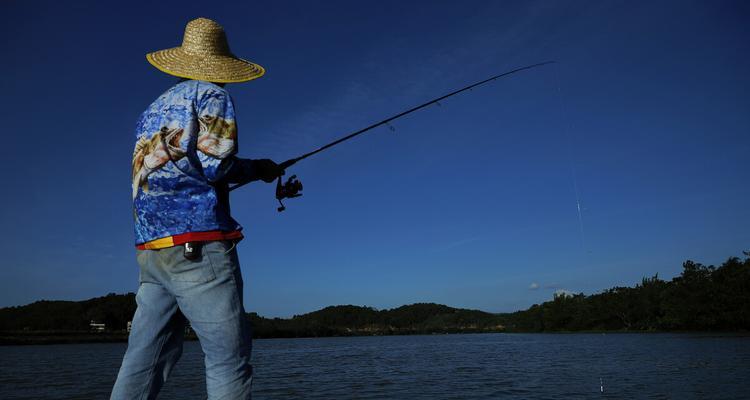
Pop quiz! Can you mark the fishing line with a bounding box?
[554,62,588,253]
[572,166,587,252]
[554,63,608,396]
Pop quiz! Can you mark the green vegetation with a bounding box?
[0,292,136,332]
[504,254,750,332]
[1,253,748,344]
[248,303,504,338]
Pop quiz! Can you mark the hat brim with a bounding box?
[147,47,265,83]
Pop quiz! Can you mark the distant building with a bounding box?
[553,289,575,299]
[89,320,106,332]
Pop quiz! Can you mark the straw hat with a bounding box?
[146,17,265,83]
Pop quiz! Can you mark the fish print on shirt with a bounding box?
[131,80,242,246]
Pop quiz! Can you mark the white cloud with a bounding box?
[529,282,539,290]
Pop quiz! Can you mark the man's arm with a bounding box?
[219,157,284,185]
[195,83,284,185]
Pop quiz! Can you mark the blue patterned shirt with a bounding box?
[132,80,243,248]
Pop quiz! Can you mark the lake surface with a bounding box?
[1,333,749,399]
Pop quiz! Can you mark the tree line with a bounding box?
[503,254,750,331]
[248,303,504,338]
[1,253,747,339]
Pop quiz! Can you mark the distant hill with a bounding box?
[0,297,505,343]
[0,292,137,332]
[248,303,505,338]
[1,253,748,344]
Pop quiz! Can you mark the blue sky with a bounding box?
[1,0,748,317]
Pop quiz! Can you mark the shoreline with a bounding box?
[3,329,747,346]
[0,330,203,346]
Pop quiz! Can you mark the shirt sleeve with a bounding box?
[195,84,238,182]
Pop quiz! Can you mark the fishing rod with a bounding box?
[230,61,556,211]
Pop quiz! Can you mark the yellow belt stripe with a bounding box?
[142,236,175,250]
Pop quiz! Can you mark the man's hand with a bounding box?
[253,159,284,183]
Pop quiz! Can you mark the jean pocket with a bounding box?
[203,241,239,276]
[167,245,217,283]
[136,250,157,284]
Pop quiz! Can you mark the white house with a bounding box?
[89,320,106,332]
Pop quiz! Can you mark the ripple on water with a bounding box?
[1,333,749,399]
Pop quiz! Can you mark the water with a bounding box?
[1,333,749,399]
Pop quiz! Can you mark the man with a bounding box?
[111,17,281,400]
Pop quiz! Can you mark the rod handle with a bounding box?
[279,158,298,170]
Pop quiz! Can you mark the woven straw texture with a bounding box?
[147,18,264,83]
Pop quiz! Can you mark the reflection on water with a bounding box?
[1,333,749,399]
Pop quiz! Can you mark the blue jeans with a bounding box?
[111,240,253,399]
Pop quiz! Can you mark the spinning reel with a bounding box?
[275,174,303,212]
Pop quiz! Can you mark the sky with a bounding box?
[1,0,748,317]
